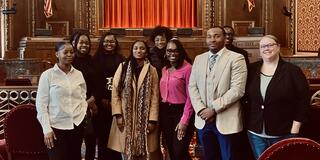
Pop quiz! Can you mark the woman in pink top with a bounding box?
[159,39,195,160]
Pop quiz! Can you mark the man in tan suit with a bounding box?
[189,26,247,160]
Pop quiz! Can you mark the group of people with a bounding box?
[35,25,310,160]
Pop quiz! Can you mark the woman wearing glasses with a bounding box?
[159,39,194,160]
[93,32,123,160]
[245,35,310,159]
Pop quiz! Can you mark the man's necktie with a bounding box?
[209,54,218,71]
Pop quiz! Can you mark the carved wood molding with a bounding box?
[289,0,294,51]
[75,0,87,29]
[204,0,214,30]
[263,0,273,34]
[75,0,97,35]
[89,0,97,35]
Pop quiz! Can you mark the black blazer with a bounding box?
[245,58,310,136]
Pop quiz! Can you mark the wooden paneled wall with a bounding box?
[6,0,293,58]
[22,37,208,64]
[6,0,75,54]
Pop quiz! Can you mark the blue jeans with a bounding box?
[198,122,235,160]
[247,131,298,159]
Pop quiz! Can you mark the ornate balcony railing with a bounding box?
[0,86,37,138]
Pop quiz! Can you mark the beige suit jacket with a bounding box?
[188,48,247,134]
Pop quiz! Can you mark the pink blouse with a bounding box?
[160,61,194,125]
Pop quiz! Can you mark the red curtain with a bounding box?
[104,0,197,28]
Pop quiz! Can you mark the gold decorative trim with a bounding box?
[89,0,97,35]
[79,0,83,28]
[218,0,222,26]
[204,0,209,29]
[289,0,294,51]
[204,0,214,30]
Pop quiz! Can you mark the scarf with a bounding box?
[122,61,152,160]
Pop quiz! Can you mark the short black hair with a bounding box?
[55,41,68,52]
[70,30,81,47]
[223,25,235,32]
[223,25,234,30]
[55,41,72,62]
[211,26,226,36]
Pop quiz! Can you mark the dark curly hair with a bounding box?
[211,26,227,36]
[149,25,173,43]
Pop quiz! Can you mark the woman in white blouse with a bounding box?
[36,41,88,160]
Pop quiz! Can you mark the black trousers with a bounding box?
[231,131,255,160]
[84,115,97,160]
[93,104,122,160]
[160,102,195,160]
[48,121,84,160]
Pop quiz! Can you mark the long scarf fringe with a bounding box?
[123,61,151,160]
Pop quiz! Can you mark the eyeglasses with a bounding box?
[260,43,278,49]
[104,40,116,44]
[166,49,178,53]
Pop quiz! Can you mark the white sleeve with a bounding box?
[36,70,53,134]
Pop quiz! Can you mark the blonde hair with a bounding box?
[262,35,279,44]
